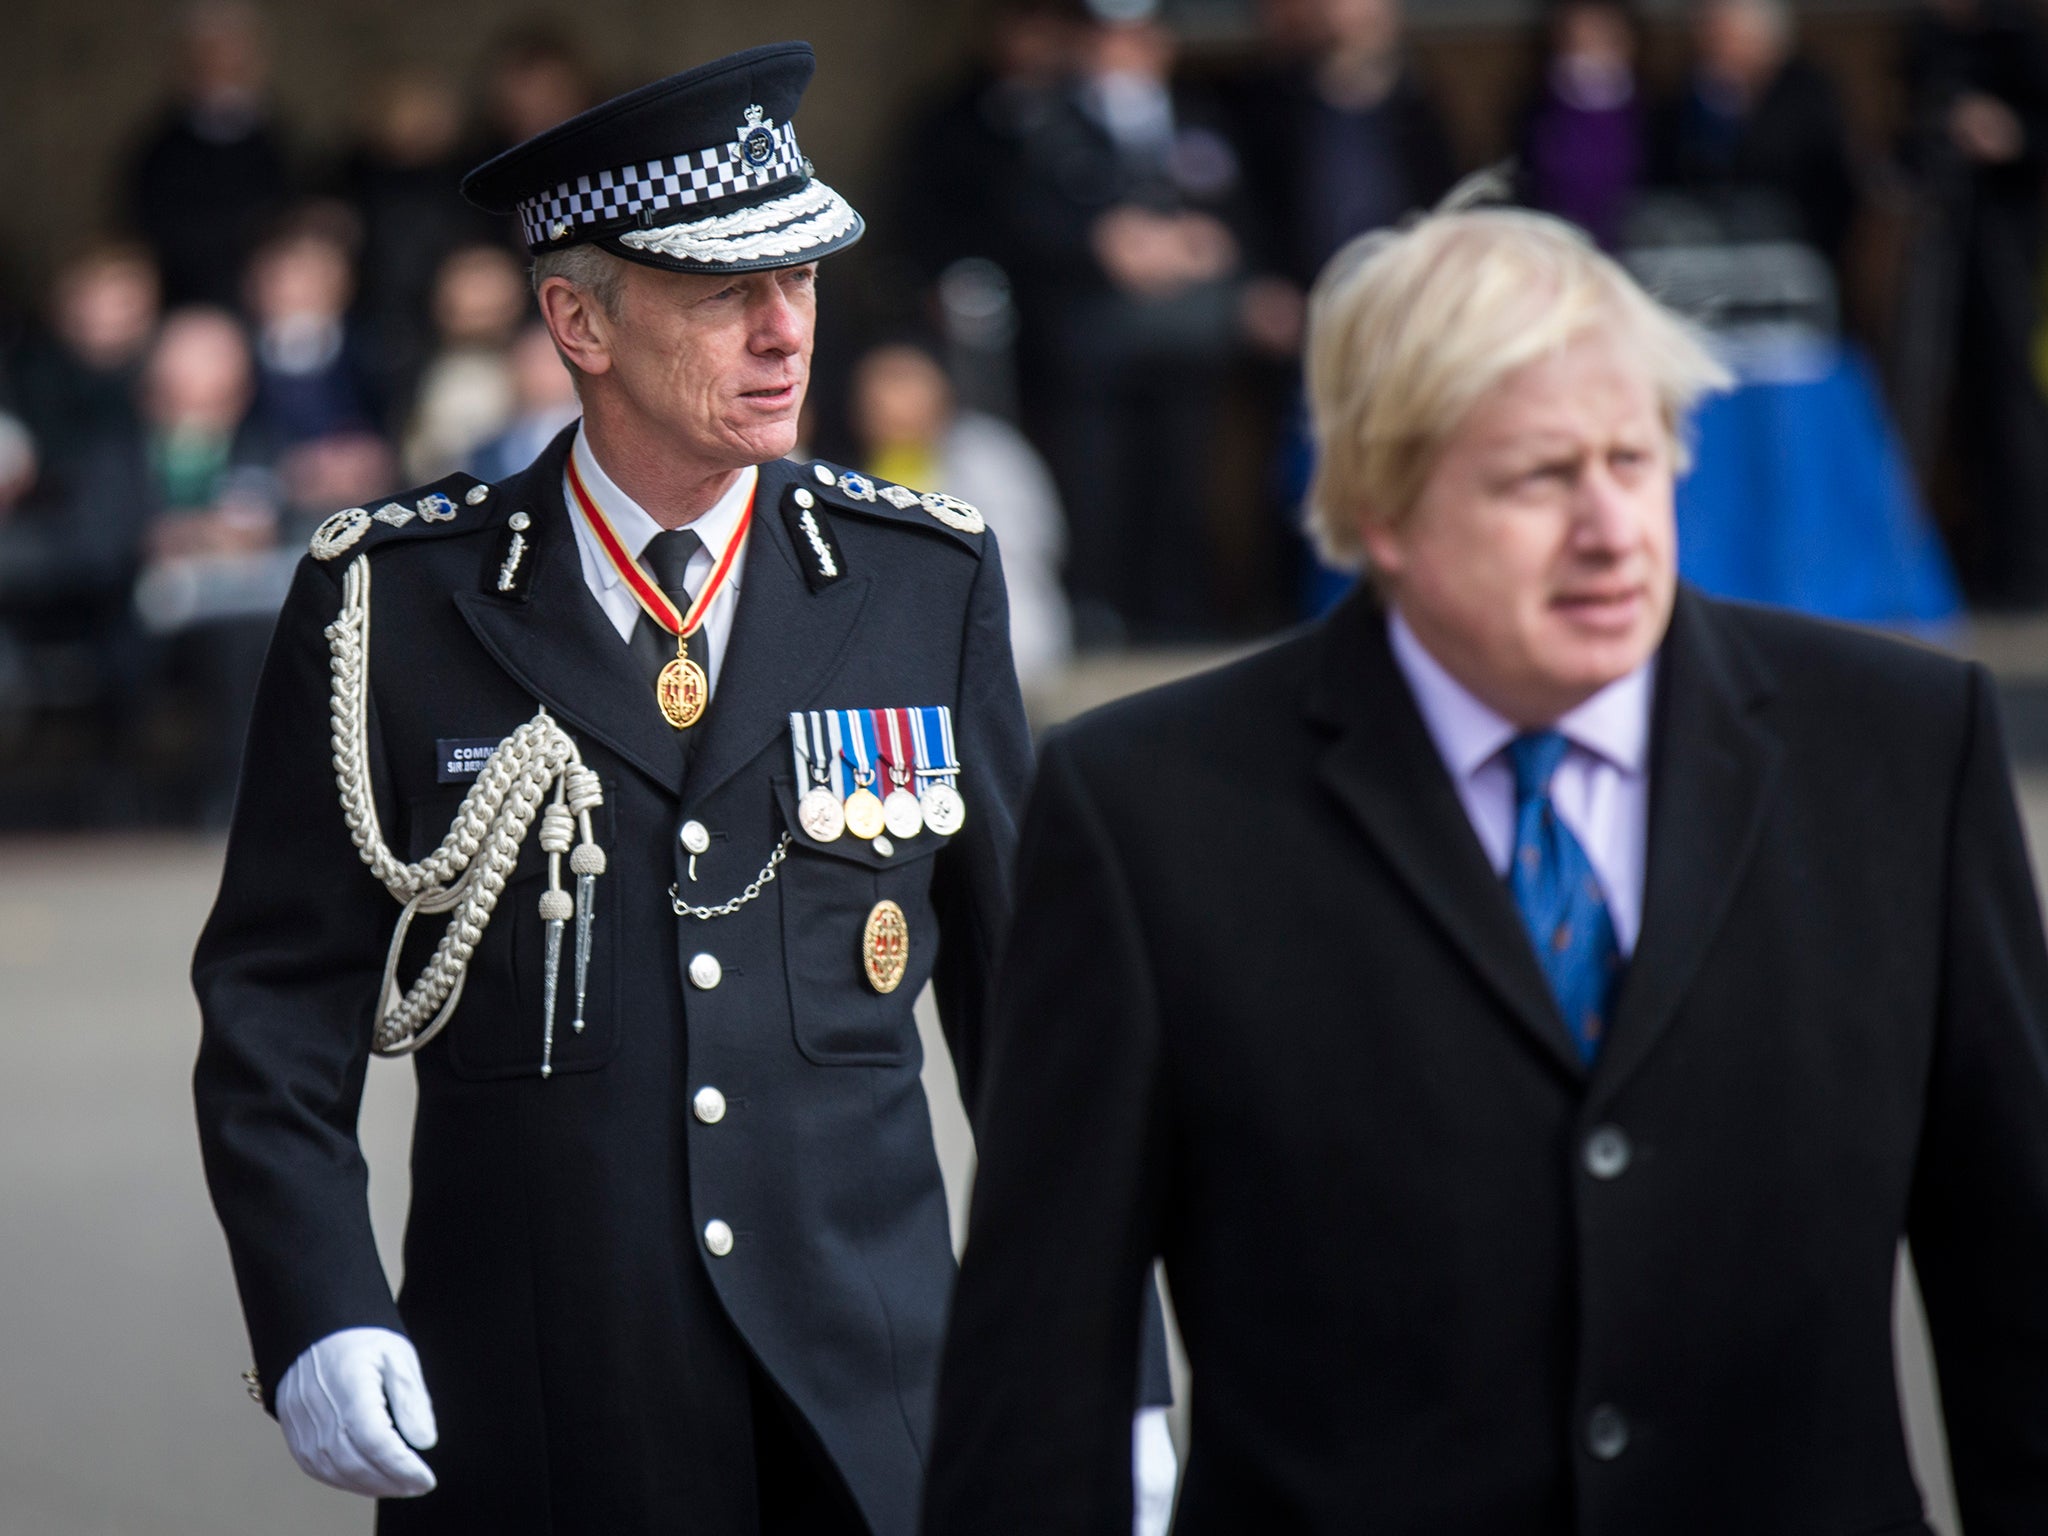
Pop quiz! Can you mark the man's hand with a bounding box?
[1133,1406,1178,1536]
[277,1327,439,1499]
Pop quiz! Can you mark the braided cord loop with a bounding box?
[326,555,604,1055]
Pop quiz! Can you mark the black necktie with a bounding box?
[629,528,707,687]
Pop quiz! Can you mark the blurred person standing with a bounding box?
[850,340,1073,696]
[75,308,284,822]
[1225,0,1457,293]
[1649,0,1859,270]
[127,1,293,309]
[1516,0,1648,250]
[927,203,2048,1533]
[467,317,579,483]
[400,243,530,482]
[191,43,1172,1536]
[7,242,161,509]
[240,212,394,526]
[1895,0,2048,609]
[1001,0,1252,642]
[336,71,502,417]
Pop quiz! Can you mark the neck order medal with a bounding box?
[567,450,751,730]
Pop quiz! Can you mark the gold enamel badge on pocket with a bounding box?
[863,899,909,994]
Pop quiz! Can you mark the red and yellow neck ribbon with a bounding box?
[566,451,753,642]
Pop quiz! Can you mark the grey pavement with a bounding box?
[5,767,2042,1534]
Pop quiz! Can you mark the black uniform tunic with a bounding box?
[193,425,1034,1535]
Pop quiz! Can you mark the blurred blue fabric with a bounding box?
[1674,347,1961,630]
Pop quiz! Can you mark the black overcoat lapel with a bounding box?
[681,459,872,806]
[1597,588,1780,1097]
[1307,591,1589,1080]
[452,425,690,797]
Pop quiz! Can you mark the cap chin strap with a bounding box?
[617,180,857,265]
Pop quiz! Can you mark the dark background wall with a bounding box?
[3,1,1928,302]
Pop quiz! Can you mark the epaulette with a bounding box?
[307,472,501,562]
[794,460,986,553]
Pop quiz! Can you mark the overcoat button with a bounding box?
[693,1086,727,1124]
[689,953,722,990]
[680,820,711,854]
[703,1219,734,1257]
[1587,1404,1630,1460]
[1584,1125,1632,1180]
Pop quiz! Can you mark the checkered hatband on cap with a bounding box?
[518,119,805,247]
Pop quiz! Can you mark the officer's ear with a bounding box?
[537,274,617,379]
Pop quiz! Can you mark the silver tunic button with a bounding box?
[814,463,836,486]
[794,486,815,509]
[1583,1126,1633,1181]
[1586,1404,1630,1460]
[680,820,711,855]
[703,1219,734,1257]
[688,953,722,990]
[693,1086,727,1124]
[872,835,893,858]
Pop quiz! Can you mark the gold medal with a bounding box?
[844,785,886,840]
[862,899,908,993]
[656,639,708,730]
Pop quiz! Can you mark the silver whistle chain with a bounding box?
[670,834,792,920]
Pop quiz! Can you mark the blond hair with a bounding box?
[1302,201,1731,572]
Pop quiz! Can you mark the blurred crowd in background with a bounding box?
[0,0,2042,827]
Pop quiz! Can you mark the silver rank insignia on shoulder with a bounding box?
[373,501,416,527]
[837,471,878,502]
[782,486,847,591]
[310,506,372,560]
[920,492,986,535]
[878,484,919,510]
[417,492,459,523]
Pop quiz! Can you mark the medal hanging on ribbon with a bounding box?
[912,705,966,835]
[839,709,886,840]
[566,452,751,730]
[876,708,925,839]
[790,709,847,843]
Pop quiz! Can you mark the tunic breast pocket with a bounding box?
[400,784,620,1080]
[771,776,942,1066]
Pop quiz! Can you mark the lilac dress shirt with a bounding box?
[1388,612,1655,956]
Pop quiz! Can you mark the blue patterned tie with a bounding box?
[1506,731,1622,1064]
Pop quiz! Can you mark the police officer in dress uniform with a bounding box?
[191,43,1173,1535]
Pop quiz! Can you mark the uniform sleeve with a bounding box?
[1909,664,2048,1526]
[928,529,1034,1115]
[925,732,1171,1536]
[191,555,408,1410]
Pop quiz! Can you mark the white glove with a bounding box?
[276,1326,439,1499]
[1133,1405,1179,1536]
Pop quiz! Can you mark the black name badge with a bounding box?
[437,738,502,783]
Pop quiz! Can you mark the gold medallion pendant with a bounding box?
[863,899,909,994]
[656,648,709,730]
[843,786,887,841]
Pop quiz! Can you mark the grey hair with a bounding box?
[531,243,628,318]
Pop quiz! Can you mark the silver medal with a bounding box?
[882,787,924,839]
[920,782,966,836]
[798,785,847,843]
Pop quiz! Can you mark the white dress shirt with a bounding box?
[1387,612,1655,955]
[563,424,754,695]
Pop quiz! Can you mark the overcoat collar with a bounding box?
[453,425,871,802]
[1307,585,1779,1091]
